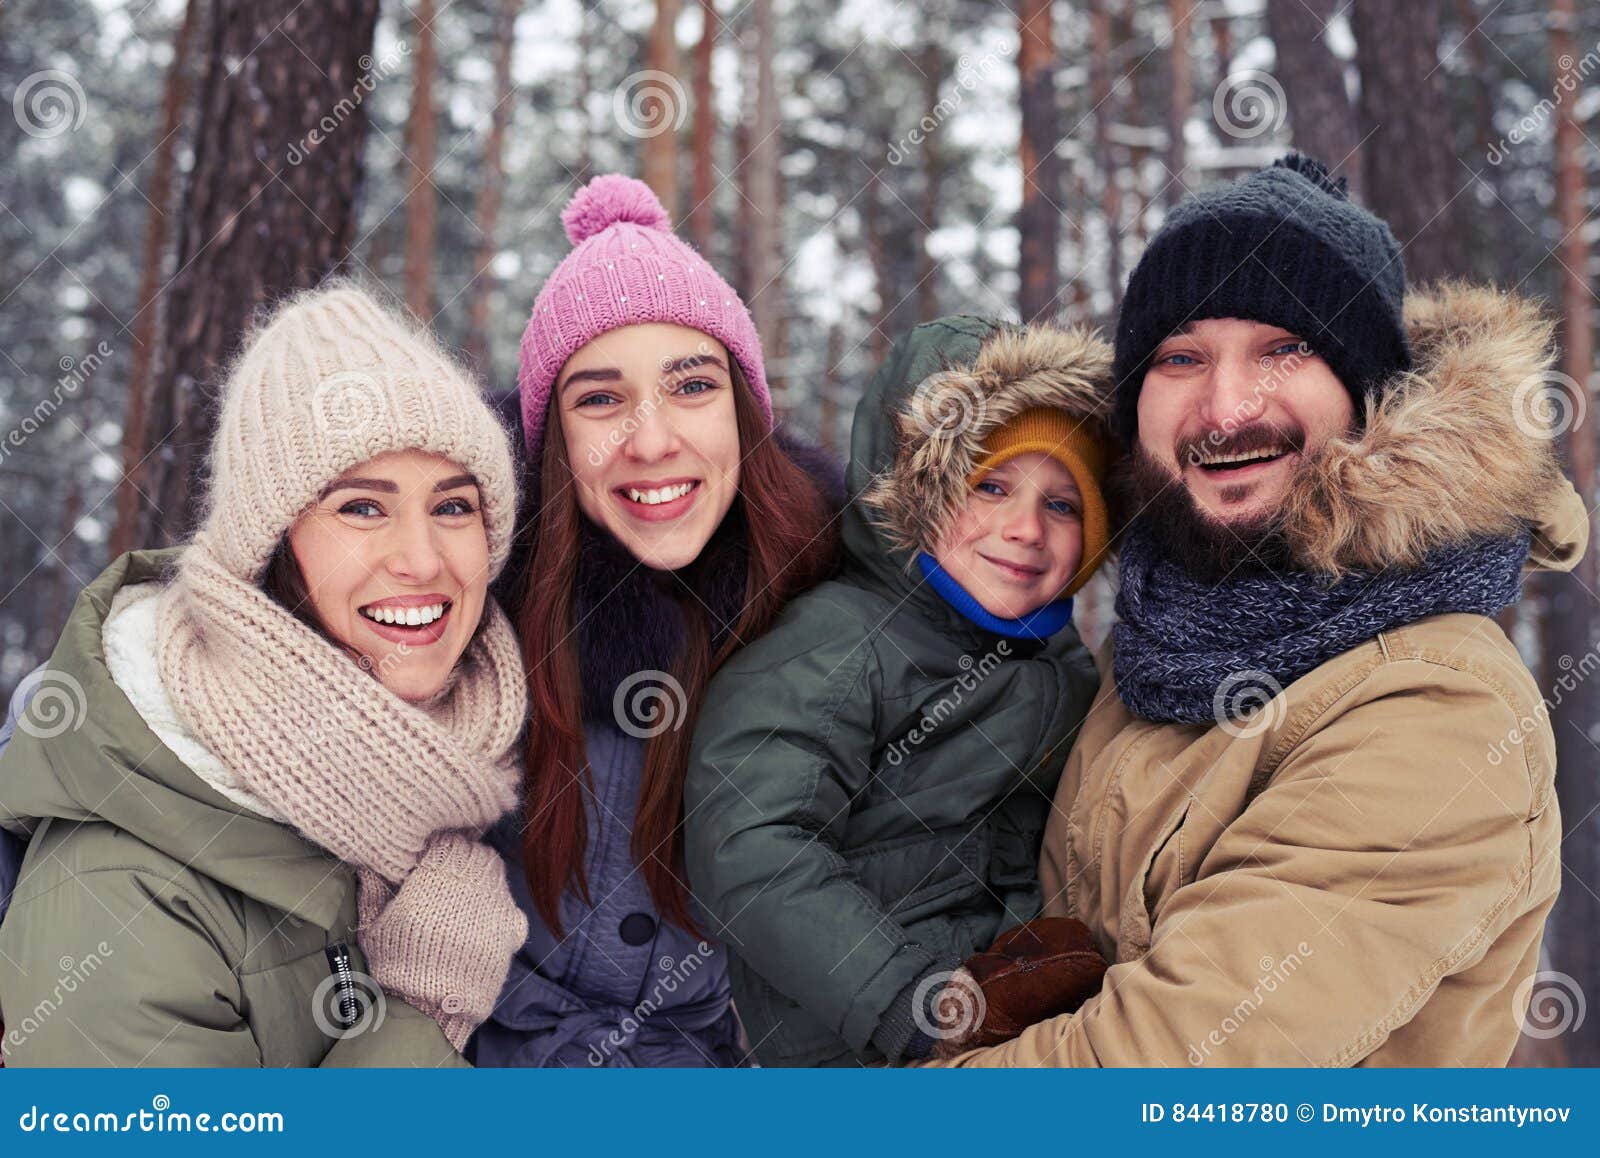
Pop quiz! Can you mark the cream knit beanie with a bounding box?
[197,282,518,582]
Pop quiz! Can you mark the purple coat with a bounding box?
[470,724,743,1067]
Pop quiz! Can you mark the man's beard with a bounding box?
[1110,444,1292,583]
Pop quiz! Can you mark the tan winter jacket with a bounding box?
[939,284,1590,1067]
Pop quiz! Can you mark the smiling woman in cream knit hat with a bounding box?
[0,282,530,1066]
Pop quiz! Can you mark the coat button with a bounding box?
[619,912,657,946]
[441,994,466,1015]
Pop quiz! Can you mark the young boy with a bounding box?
[685,316,1116,1066]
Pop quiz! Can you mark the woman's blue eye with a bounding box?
[674,377,715,397]
[338,499,383,518]
[435,497,478,517]
[576,391,622,408]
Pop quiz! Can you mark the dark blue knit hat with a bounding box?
[1111,154,1410,439]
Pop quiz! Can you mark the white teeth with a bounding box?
[625,482,694,505]
[1199,445,1287,467]
[361,602,447,626]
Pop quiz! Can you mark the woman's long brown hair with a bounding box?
[517,367,839,936]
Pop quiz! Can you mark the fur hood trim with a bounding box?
[1283,282,1570,575]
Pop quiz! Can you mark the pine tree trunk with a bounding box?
[917,15,945,322]
[112,0,201,559]
[1017,0,1061,323]
[1349,0,1462,282]
[577,0,594,182]
[1266,0,1363,195]
[1542,0,1599,1066]
[688,0,718,254]
[643,0,683,218]
[1166,0,1193,196]
[744,0,780,378]
[467,0,522,375]
[405,0,438,318]
[1090,0,1120,307]
[136,0,380,546]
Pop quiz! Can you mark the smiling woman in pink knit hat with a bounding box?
[467,174,842,1068]
[0,283,529,1067]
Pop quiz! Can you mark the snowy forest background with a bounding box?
[2,0,1598,1064]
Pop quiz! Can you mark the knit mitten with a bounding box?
[356,832,529,1051]
[933,916,1109,1058]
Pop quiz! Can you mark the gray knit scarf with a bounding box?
[1112,519,1532,725]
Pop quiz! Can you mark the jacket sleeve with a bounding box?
[0,865,264,1067]
[685,626,952,1063]
[318,1001,470,1068]
[939,664,1551,1067]
[0,669,30,918]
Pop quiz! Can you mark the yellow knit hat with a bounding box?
[969,408,1113,597]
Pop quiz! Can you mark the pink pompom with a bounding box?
[561,174,672,245]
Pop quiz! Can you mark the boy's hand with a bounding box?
[933,917,1109,1057]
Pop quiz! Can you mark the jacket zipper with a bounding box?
[325,943,359,1030]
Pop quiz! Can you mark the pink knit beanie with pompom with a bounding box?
[516,174,772,461]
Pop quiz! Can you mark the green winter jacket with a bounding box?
[0,549,468,1067]
[685,316,1108,1066]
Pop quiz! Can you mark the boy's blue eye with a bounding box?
[1046,499,1079,516]
[975,480,1006,496]
[1270,341,1307,358]
[1160,353,1196,366]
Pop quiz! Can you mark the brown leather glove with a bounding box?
[935,916,1110,1057]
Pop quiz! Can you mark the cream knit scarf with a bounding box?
[155,540,530,1051]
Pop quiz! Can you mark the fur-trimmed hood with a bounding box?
[1282,282,1588,576]
[846,316,1115,592]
